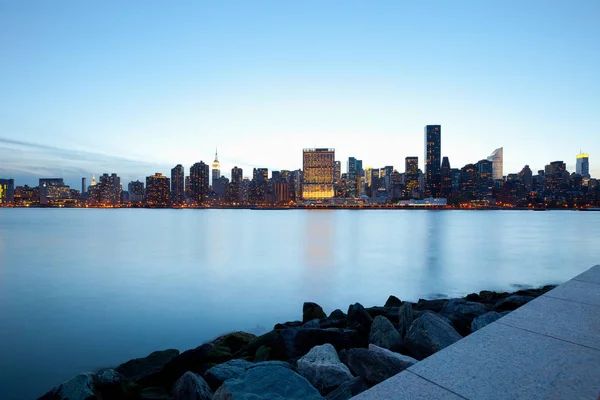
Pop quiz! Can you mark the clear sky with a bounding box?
[1,0,599,188]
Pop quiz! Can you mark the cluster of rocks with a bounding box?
[39,285,554,400]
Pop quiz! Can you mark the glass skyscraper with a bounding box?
[302,148,335,200]
[424,125,441,198]
[488,147,504,181]
[576,153,590,178]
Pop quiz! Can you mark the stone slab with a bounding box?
[498,295,600,350]
[573,264,600,285]
[407,322,600,400]
[545,278,600,307]
[351,370,465,400]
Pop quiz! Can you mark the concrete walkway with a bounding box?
[353,265,600,400]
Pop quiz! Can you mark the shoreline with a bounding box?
[39,284,556,400]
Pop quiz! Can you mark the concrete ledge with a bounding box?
[353,265,600,400]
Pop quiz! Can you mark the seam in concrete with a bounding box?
[571,278,600,286]
[495,320,600,352]
[404,370,471,400]
[543,292,600,308]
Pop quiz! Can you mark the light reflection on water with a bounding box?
[0,208,599,399]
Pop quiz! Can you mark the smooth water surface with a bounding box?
[0,209,599,399]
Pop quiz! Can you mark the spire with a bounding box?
[214,147,219,162]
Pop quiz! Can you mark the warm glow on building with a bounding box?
[302,148,335,200]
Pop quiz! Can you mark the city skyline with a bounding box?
[1,1,599,186]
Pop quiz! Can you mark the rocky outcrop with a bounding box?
[204,360,291,391]
[212,364,322,400]
[38,370,135,400]
[325,377,368,400]
[384,295,403,308]
[405,311,462,360]
[471,311,505,332]
[303,302,327,323]
[170,372,213,400]
[115,349,179,384]
[347,303,373,341]
[368,316,403,351]
[329,309,347,320]
[398,302,414,338]
[440,299,487,335]
[494,295,535,311]
[297,344,353,394]
[341,345,417,386]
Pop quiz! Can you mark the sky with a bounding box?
[1,0,599,188]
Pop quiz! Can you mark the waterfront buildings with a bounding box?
[39,178,67,206]
[440,157,452,198]
[404,156,420,198]
[231,167,243,184]
[128,181,145,203]
[98,173,121,205]
[146,173,170,206]
[488,148,504,181]
[424,125,441,198]
[0,179,15,204]
[190,161,210,203]
[347,157,362,198]
[171,164,185,204]
[577,153,590,178]
[302,148,335,200]
[334,161,341,183]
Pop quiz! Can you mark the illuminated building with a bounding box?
[544,161,566,193]
[91,174,97,186]
[576,153,590,178]
[171,164,185,204]
[128,181,145,203]
[476,159,493,198]
[519,165,533,189]
[212,149,220,187]
[334,161,341,183]
[39,178,66,205]
[365,167,373,188]
[459,164,477,199]
[404,157,420,198]
[347,157,362,198]
[98,173,121,205]
[0,179,15,204]
[272,171,281,181]
[231,167,243,184]
[146,173,170,206]
[13,185,39,206]
[302,148,335,200]
[253,168,268,182]
[190,161,210,203]
[424,125,441,198]
[274,181,290,203]
[440,157,452,198]
[184,176,191,198]
[488,147,504,181]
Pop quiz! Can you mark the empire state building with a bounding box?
[212,149,220,186]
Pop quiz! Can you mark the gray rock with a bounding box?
[303,302,327,323]
[329,309,347,320]
[204,359,253,390]
[297,343,354,394]
[41,372,97,400]
[141,387,169,400]
[368,344,418,366]
[325,377,368,400]
[398,302,414,338]
[494,295,535,311]
[170,372,213,400]
[347,303,373,337]
[303,319,321,329]
[471,311,504,332]
[97,369,126,386]
[384,295,403,308]
[405,311,462,360]
[115,349,180,382]
[369,316,403,351]
[212,364,322,400]
[342,345,416,386]
[253,346,271,362]
[440,299,487,335]
[413,298,448,313]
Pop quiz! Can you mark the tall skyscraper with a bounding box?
[424,125,441,198]
[334,161,341,183]
[212,149,220,187]
[98,173,121,205]
[302,148,335,200]
[347,157,362,198]
[128,180,145,203]
[404,157,420,198]
[146,173,170,206]
[190,161,210,203]
[0,179,15,204]
[440,157,452,198]
[576,153,590,178]
[231,166,243,183]
[81,177,87,194]
[488,147,504,181]
[171,164,185,204]
[253,168,268,182]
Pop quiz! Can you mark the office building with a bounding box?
[39,178,67,205]
[404,157,420,198]
[146,173,170,206]
[212,149,220,187]
[440,157,452,198]
[128,181,145,203]
[424,125,441,198]
[190,161,210,203]
[0,179,15,204]
[334,161,341,183]
[347,157,362,198]
[576,153,590,178]
[81,178,87,194]
[231,167,243,184]
[488,147,504,181]
[544,161,567,193]
[98,173,121,205]
[171,164,185,204]
[302,148,335,200]
[253,168,268,183]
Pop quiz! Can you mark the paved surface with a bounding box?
[353,265,600,400]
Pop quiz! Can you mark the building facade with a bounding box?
[171,164,185,204]
[576,153,590,178]
[0,179,15,204]
[488,147,504,181]
[128,181,145,203]
[424,125,441,198]
[190,161,210,203]
[39,178,67,205]
[146,173,170,206]
[231,167,243,183]
[212,149,220,187]
[303,148,335,200]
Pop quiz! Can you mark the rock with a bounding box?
[97,369,126,386]
[384,295,403,308]
[440,299,487,335]
[39,372,98,400]
[465,293,481,302]
[253,346,271,362]
[115,349,180,384]
[297,344,354,394]
[329,309,347,320]
[303,302,327,323]
[368,344,418,365]
[325,377,368,400]
[294,328,360,357]
[413,299,448,313]
[364,307,400,324]
[212,364,322,400]
[302,319,321,329]
[368,316,403,351]
[405,311,462,360]
[398,302,414,338]
[170,372,213,400]
[318,317,347,329]
[342,345,416,386]
[273,321,302,330]
[204,359,254,391]
[141,387,169,400]
[471,311,504,332]
[494,295,535,311]
[347,303,373,339]
[244,331,279,356]
[214,332,256,354]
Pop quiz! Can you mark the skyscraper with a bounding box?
[0,179,15,204]
[128,181,145,203]
[404,157,420,198]
[253,168,268,182]
[576,153,590,178]
[146,173,170,206]
[424,125,441,198]
[98,173,121,205]
[231,166,243,184]
[440,157,452,198]
[190,162,210,203]
[488,147,504,181]
[334,161,341,183]
[212,149,220,187]
[171,164,185,204]
[39,178,67,206]
[302,148,335,200]
[347,157,362,198]
[81,177,87,194]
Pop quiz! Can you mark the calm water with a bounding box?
[0,209,599,399]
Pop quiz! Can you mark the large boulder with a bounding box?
[364,307,400,325]
[494,295,535,311]
[303,302,327,323]
[318,317,347,330]
[325,377,368,400]
[214,332,256,355]
[347,303,373,339]
[39,373,98,400]
[413,299,448,313]
[297,344,354,394]
[212,364,322,400]
[204,359,253,391]
[329,309,347,320]
[471,311,506,332]
[368,316,402,352]
[115,349,180,383]
[440,299,487,335]
[170,372,213,400]
[274,327,360,360]
[302,319,321,329]
[384,295,403,308]
[398,302,414,338]
[243,331,279,357]
[341,345,417,386]
[405,312,462,360]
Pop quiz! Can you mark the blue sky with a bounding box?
[1,0,599,187]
